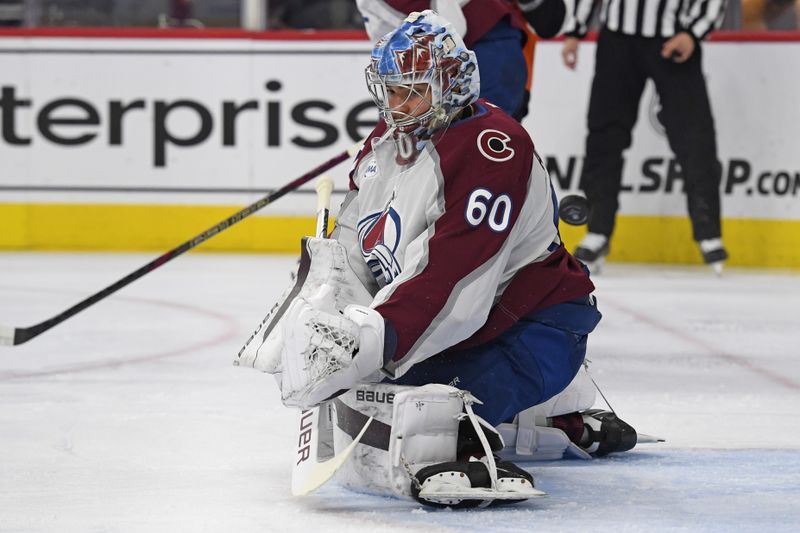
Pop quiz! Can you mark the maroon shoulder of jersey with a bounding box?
[435,99,535,195]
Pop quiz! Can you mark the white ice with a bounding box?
[1,252,799,533]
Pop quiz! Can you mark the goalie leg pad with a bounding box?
[496,367,640,460]
[529,363,597,418]
[497,367,597,461]
[332,383,464,499]
[332,383,544,507]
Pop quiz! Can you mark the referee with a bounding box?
[563,0,729,273]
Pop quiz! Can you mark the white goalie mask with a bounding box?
[365,10,480,141]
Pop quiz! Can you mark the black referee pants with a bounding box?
[580,29,723,242]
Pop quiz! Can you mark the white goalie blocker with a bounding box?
[235,236,374,379]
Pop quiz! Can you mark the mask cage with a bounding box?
[365,65,446,132]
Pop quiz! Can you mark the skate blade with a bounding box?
[636,433,665,444]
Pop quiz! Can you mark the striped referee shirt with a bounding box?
[564,0,727,40]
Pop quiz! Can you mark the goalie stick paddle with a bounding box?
[290,173,374,496]
[291,407,374,496]
[0,143,363,347]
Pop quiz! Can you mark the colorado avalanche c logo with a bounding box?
[477,129,515,162]
[358,208,403,284]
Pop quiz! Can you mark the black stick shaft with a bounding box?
[5,148,353,346]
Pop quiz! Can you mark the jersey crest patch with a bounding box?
[477,129,515,162]
[358,207,403,284]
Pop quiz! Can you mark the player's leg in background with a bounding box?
[392,296,601,426]
[646,40,727,268]
[575,30,648,266]
[470,16,529,117]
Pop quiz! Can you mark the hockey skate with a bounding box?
[496,367,663,462]
[573,233,610,274]
[552,409,637,457]
[698,238,728,276]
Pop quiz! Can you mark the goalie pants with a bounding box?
[581,29,723,242]
[392,295,602,426]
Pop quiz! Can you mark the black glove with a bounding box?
[519,0,567,39]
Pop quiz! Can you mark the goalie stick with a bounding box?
[291,174,374,496]
[292,406,373,496]
[0,143,362,347]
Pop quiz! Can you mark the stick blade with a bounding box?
[291,410,373,496]
[0,324,17,346]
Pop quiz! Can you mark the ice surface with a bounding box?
[1,252,798,532]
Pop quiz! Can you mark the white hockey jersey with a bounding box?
[332,101,594,379]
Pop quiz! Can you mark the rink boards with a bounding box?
[0,29,798,268]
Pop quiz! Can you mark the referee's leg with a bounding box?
[581,30,647,238]
[650,43,723,242]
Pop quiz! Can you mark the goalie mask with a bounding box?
[365,10,480,144]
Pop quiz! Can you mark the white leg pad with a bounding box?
[497,366,596,461]
[332,383,464,499]
[534,365,597,418]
